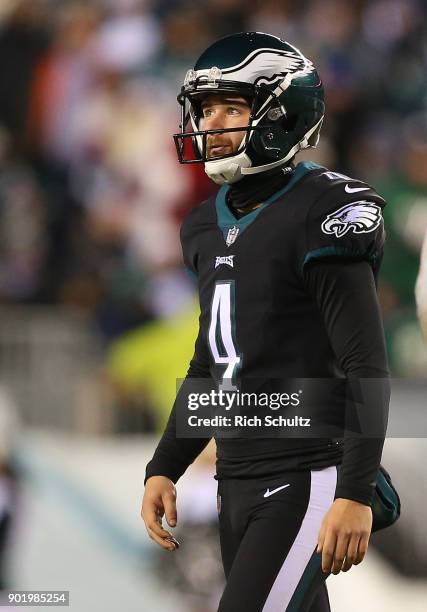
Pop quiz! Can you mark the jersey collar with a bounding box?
[215,161,323,246]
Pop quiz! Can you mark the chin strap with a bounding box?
[242,117,323,176]
[204,150,252,185]
[204,116,323,185]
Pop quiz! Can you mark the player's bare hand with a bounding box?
[317,498,372,574]
[141,476,180,551]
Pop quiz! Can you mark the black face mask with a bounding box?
[226,163,295,214]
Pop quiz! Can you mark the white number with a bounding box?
[208,281,241,388]
[323,171,351,181]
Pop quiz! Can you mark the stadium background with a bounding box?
[0,0,426,610]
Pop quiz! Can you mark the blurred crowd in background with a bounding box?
[0,0,427,434]
[0,1,426,606]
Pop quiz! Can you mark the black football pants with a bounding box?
[216,465,338,612]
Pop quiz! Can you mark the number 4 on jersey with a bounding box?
[208,281,241,388]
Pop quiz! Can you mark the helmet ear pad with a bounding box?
[250,125,286,162]
[248,87,325,166]
[249,114,300,164]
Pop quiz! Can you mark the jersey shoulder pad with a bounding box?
[306,168,386,204]
[180,196,215,244]
[302,171,386,270]
[180,195,216,275]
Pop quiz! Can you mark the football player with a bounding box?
[141,32,390,612]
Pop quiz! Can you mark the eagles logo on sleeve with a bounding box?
[321,201,383,238]
[301,171,386,271]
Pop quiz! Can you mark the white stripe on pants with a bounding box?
[262,465,337,611]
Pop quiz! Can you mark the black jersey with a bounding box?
[181,161,385,383]
[145,161,389,505]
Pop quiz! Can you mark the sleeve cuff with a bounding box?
[334,482,376,506]
[144,455,188,486]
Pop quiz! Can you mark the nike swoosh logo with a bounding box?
[345,184,370,193]
[264,484,290,498]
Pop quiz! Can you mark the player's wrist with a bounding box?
[334,497,370,508]
[144,474,174,487]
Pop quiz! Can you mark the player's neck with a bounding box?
[237,203,263,213]
[226,164,294,217]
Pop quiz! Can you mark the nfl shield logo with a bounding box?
[226,225,239,247]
